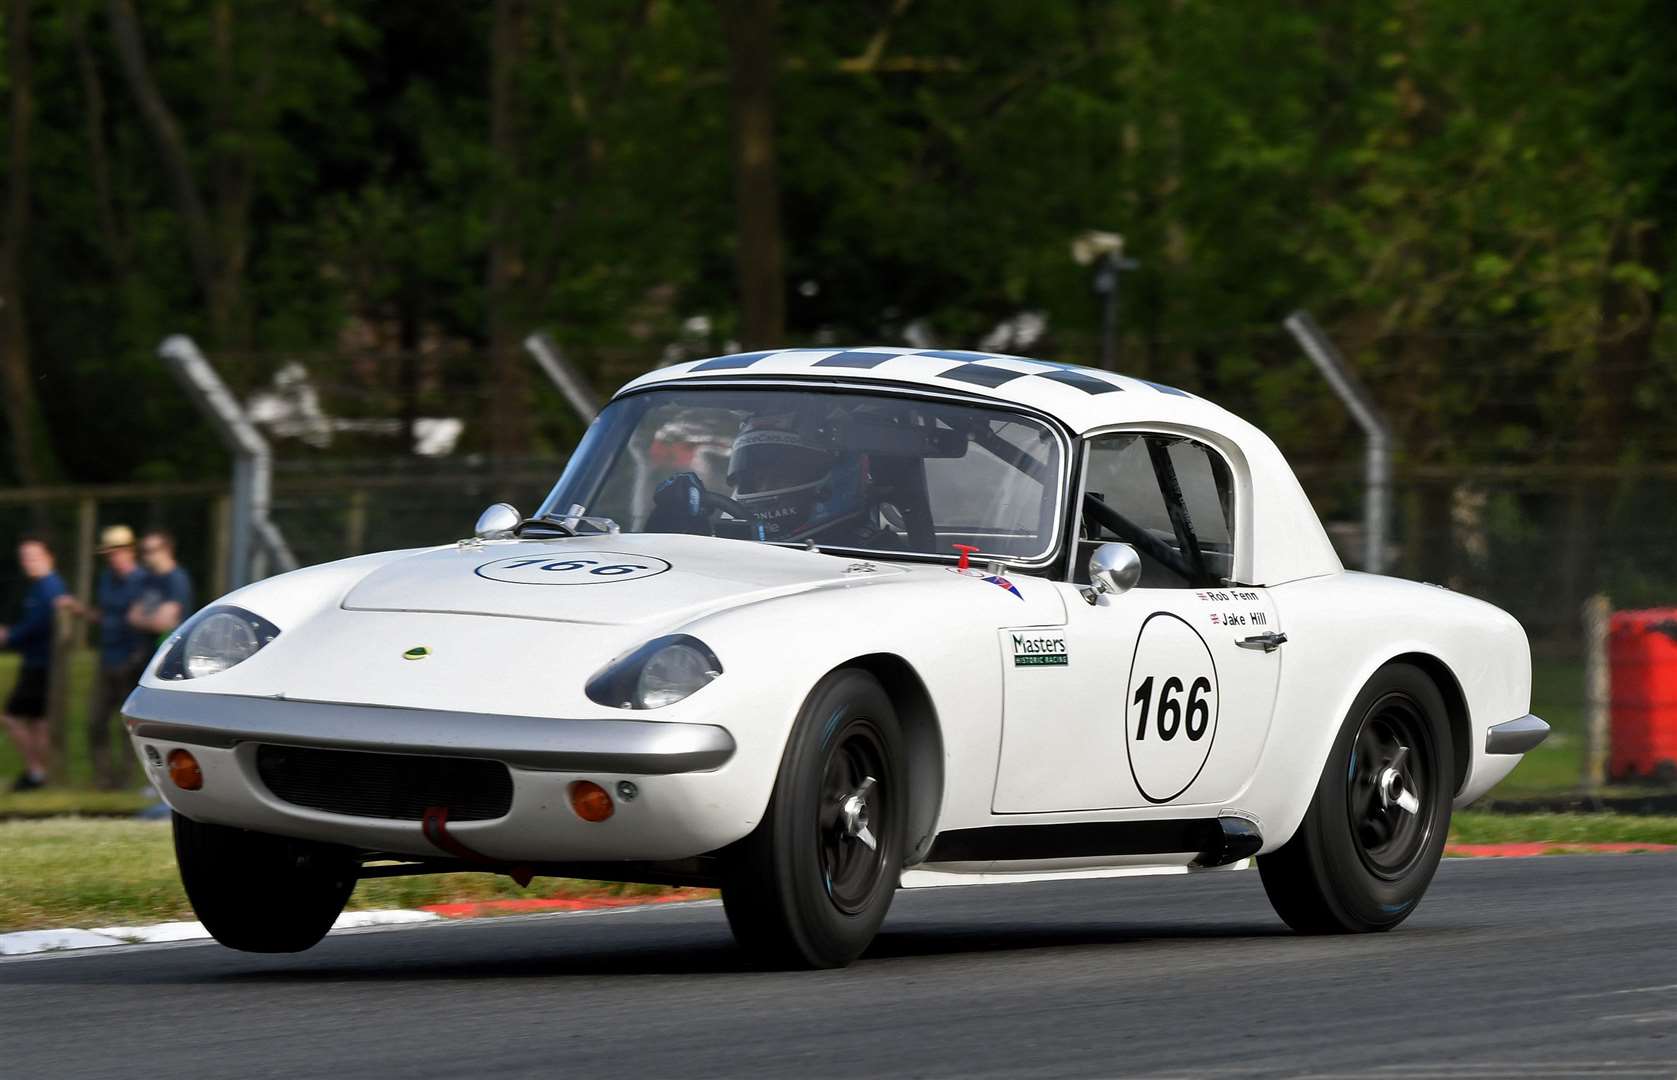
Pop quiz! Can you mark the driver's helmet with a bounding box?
[727,406,867,541]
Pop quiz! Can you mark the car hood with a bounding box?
[341,532,904,627]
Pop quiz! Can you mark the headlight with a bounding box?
[157,606,281,681]
[586,635,722,710]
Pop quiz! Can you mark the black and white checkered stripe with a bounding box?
[681,348,1190,397]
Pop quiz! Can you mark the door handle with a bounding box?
[1237,631,1287,653]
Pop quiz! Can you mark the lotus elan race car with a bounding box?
[125,347,1548,968]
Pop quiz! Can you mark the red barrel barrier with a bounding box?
[1609,609,1677,783]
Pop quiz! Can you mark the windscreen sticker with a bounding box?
[946,566,1025,599]
[986,574,1023,599]
[1011,632,1068,667]
[474,551,672,585]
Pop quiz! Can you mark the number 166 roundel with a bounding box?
[475,551,671,584]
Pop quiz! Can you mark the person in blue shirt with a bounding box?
[0,537,68,791]
[131,529,194,640]
[60,525,151,789]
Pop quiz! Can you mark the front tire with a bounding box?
[721,669,905,969]
[173,813,356,953]
[1258,662,1454,934]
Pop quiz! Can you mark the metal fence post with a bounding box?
[47,607,75,784]
[208,494,232,599]
[72,497,95,612]
[228,451,256,589]
[159,335,299,587]
[524,332,600,424]
[1582,593,1612,791]
[1284,311,1394,574]
[345,488,369,557]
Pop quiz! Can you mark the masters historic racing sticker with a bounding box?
[474,551,672,584]
[1124,611,1219,803]
[1010,631,1068,667]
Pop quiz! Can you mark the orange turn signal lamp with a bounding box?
[167,749,203,791]
[568,780,614,822]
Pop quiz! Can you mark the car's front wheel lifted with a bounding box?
[721,668,905,969]
[1258,662,1454,934]
[173,812,356,953]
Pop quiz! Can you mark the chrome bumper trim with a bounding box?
[1485,713,1550,755]
[121,686,736,775]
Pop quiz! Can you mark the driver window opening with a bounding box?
[1074,433,1235,588]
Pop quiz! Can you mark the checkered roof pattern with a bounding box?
[675,347,1190,397]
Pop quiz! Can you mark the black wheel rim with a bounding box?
[1345,692,1436,879]
[816,717,890,915]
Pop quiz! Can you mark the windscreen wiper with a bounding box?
[520,508,622,537]
[514,517,576,538]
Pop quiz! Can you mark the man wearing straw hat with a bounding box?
[61,525,152,789]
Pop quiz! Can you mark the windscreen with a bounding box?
[538,386,1064,561]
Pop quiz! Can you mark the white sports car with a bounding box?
[125,347,1548,968]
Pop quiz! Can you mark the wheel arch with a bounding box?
[838,652,945,865]
[1385,651,1471,796]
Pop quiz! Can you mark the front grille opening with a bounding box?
[255,744,513,822]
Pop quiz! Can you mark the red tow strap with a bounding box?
[421,805,534,887]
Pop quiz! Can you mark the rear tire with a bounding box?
[721,669,905,969]
[1258,663,1454,934]
[173,812,356,953]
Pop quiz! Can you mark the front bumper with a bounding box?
[122,686,751,862]
[123,686,735,774]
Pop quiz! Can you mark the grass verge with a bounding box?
[0,789,153,820]
[0,819,700,934]
[1448,811,1677,847]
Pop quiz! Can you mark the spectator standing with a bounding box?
[131,530,194,642]
[0,538,68,791]
[60,526,151,789]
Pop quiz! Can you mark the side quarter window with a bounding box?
[1075,433,1235,588]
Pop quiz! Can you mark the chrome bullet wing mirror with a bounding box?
[1089,542,1142,596]
[474,502,521,540]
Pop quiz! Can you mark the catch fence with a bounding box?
[5,460,1664,649]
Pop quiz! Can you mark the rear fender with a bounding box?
[1248,574,1531,850]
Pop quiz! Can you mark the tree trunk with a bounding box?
[207,0,251,349]
[486,0,533,465]
[107,0,226,341]
[0,0,57,489]
[1555,221,1668,633]
[398,274,421,454]
[72,7,128,271]
[719,0,785,349]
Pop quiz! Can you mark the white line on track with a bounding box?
[1295,1069,1677,1079]
[1566,983,1677,999]
[0,898,723,965]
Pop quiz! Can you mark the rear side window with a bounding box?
[1076,433,1235,587]
[1164,440,1234,560]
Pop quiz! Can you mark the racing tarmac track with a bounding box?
[3,854,1673,1079]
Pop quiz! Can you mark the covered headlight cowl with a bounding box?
[586,635,722,710]
[156,606,281,681]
